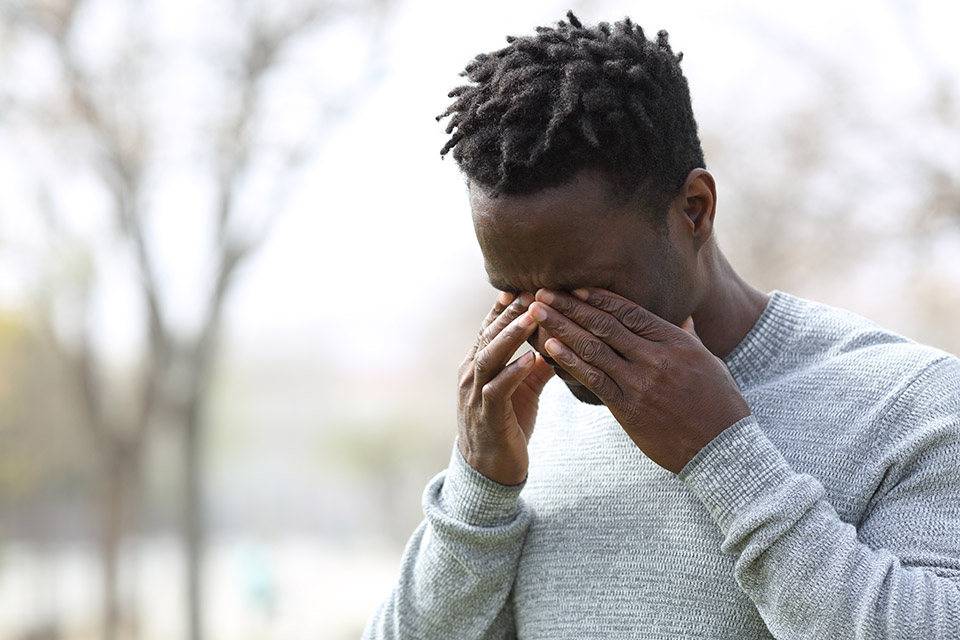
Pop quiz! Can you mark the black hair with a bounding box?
[438,11,705,216]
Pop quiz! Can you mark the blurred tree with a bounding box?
[703,2,960,352]
[0,309,95,638]
[0,0,391,639]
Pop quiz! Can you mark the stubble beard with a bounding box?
[565,380,605,405]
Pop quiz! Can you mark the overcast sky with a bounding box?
[2,0,958,370]
[221,0,959,369]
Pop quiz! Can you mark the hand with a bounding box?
[458,292,555,485]
[527,288,749,473]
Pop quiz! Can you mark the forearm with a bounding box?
[680,418,960,639]
[363,445,531,640]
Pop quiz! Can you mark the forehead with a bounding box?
[469,169,622,224]
[469,171,654,292]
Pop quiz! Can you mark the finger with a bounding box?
[470,291,533,359]
[528,300,621,369]
[680,316,698,339]
[571,288,674,341]
[542,336,621,404]
[480,350,537,419]
[522,354,555,397]
[480,290,515,333]
[474,311,539,387]
[510,355,555,440]
[534,289,639,355]
[468,292,514,360]
[477,292,534,347]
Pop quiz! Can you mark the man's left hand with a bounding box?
[528,288,750,473]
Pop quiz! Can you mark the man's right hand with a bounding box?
[457,292,555,486]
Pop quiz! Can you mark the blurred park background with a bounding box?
[0,0,958,638]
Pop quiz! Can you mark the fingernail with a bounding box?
[498,291,513,305]
[544,339,562,357]
[517,351,534,367]
[572,289,589,300]
[518,312,534,328]
[529,304,548,323]
[537,289,555,304]
[518,292,534,306]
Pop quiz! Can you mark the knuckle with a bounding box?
[648,350,674,384]
[620,306,648,332]
[576,336,604,363]
[582,367,606,390]
[480,381,501,405]
[590,293,620,314]
[481,305,520,341]
[499,324,519,343]
[474,350,492,377]
[480,307,502,333]
[458,370,475,395]
[507,297,526,314]
[646,366,667,389]
[655,354,672,373]
[589,314,618,340]
[622,402,646,427]
[478,325,496,346]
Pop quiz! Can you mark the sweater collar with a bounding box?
[723,291,806,386]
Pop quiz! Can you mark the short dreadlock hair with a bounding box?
[438,11,705,217]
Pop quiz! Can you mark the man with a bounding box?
[364,12,960,639]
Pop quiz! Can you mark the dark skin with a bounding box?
[458,168,769,484]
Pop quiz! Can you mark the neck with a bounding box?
[691,249,769,359]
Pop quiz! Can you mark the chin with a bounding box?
[565,382,605,406]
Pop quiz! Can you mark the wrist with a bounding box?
[458,436,527,486]
[442,440,526,527]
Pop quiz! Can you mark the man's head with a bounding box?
[438,11,704,218]
[443,13,716,404]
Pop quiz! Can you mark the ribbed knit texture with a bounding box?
[364,292,960,639]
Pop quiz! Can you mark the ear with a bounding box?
[678,169,716,251]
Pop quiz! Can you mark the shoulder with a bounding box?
[760,291,954,384]
[768,291,960,436]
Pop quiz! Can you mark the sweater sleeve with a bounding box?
[678,411,960,640]
[362,442,531,640]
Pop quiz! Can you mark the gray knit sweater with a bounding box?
[364,292,960,639]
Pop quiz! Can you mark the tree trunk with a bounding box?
[183,411,204,640]
[99,443,138,640]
